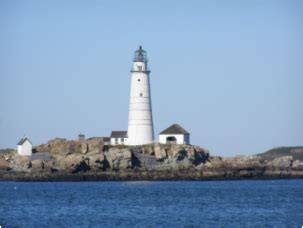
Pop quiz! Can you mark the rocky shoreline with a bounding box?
[1,170,303,182]
[1,138,303,181]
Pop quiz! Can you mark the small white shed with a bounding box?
[17,138,33,156]
[159,124,190,145]
[110,131,128,145]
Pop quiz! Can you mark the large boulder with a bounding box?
[65,154,84,170]
[154,144,209,167]
[80,142,88,154]
[105,148,133,170]
[86,137,104,154]
[0,159,10,170]
[154,144,167,160]
[30,159,44,172]
[10,154,31,172]
[168,156,193,170]
[0,149,15,170]
[292,160,303,168]
[35,137,104,155]
[50,154,63,171]
[35,138,77,155]
[268,156,293,168]
[86,152,108,171]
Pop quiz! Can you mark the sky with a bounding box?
[0,0,302,156]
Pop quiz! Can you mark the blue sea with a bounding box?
[0,180,302,227]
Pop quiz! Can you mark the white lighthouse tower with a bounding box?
[127,46,154,145]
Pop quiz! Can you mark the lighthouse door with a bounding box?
[166,136,177,145]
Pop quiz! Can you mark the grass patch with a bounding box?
[258,146,303,161]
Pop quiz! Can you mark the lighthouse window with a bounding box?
[138,66,142,71]
[137,79,141,82]
[140,93,143,97]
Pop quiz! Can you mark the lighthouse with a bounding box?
[127,46,154,145]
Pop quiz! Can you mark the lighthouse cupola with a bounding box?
[132,46,149,72]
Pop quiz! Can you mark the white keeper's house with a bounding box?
[159,124,190,145]
[110,131,128,145]
[17,137,33,156]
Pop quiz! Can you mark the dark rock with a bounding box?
[72,159,90,173]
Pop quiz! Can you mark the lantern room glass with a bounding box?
[134,46,148,62]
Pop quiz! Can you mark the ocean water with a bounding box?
[0,180,302,227]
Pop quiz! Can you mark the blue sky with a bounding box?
[0,0,302,156]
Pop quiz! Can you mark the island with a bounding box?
[0,137,303,181]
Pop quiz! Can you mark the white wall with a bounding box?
[17,140,32,156]
[110,138,128,145]
[128,61,154,145]
[159,134,190,145]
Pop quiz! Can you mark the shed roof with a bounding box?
[110,131,128,138]
[102,137,110,142]
[86,137,110,142]
[159,124,190,135]
[17,138,32,146]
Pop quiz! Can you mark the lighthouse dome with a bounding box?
[134,46,148,62]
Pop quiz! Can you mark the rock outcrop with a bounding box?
[268,156,293,168]
[0,139,302,181]
[104,148,133,170]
